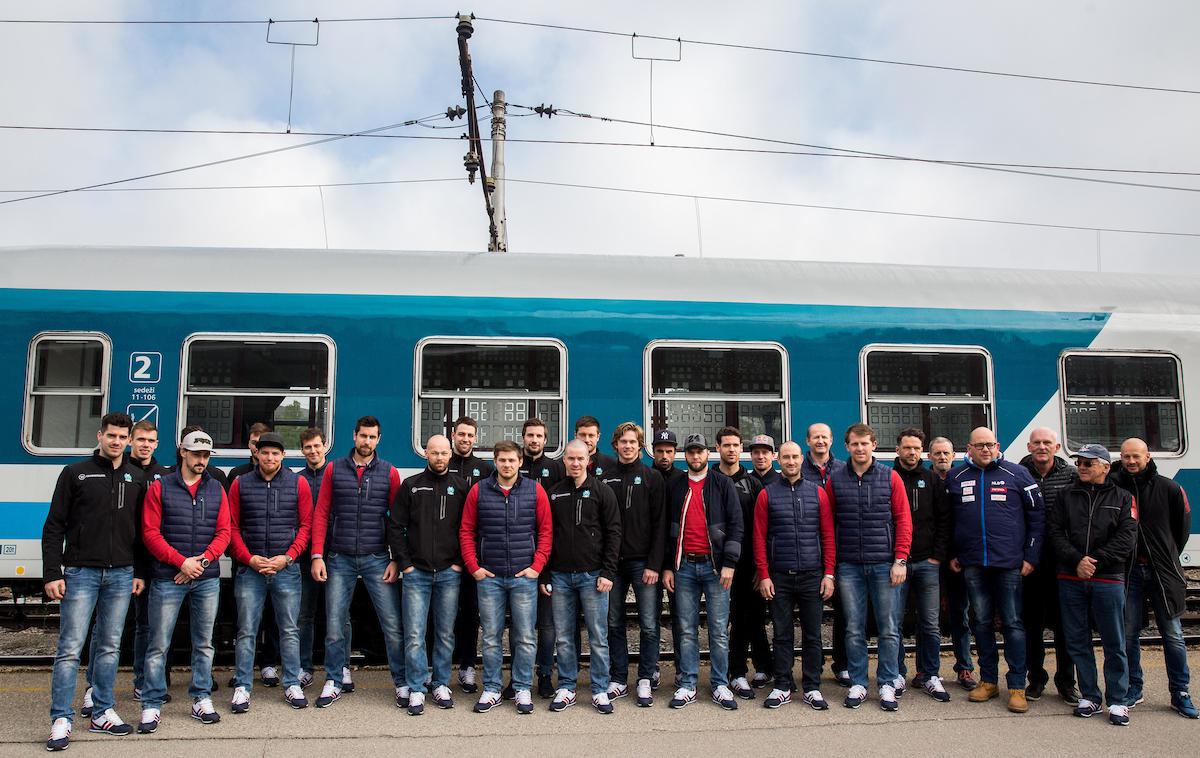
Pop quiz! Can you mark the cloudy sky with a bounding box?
[1,1,1198,273]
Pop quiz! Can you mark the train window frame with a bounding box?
[412,336,569,460]
[643,339,790,459]
[22,331,113,456]
[859,343,996,455]
[177,333,337,458]
[1058,349,1187,458]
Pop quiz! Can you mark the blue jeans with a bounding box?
[143,576,220,709]
[297,559,351,674]
[323,552,406,687]
[942,563,974,672]
[963,566,1027,689]
[897,559,942,681]
[837,562,901,688]
[402,568,462,692]
[1125,563,1190,693]
[673,558,731,691]
[1059,579,1127,706]
[86,585,153,692]
[50,566,133,722]
[477,575,538,693]
[550,571,611,695]
[234,564,302,691]
[608,559,661,685]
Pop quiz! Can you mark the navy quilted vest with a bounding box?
[326,454,392,556]
[154,470,223,580]
[764,477,824,572]
[236,467,300,561]
[474,474,539,576]
[829,460,895,564]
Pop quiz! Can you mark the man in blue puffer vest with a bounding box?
[309,416,407,710]
[139,429,231,733]
[946,426,1044,715]
[227,432,313,713]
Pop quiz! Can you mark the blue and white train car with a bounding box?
[2,245,1198,583]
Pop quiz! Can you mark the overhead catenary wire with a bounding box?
[0,174,1193,239]
[3,122,1199,189]
[474,16,1200,96]
[0,112,454,207]
[2,13,1194,95]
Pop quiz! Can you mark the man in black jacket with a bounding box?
[391,435,469,715]
[575,415,618,477]
[1019,427,1080,704]
[519,417,565,697]
[1114,438,1197,718]
[663,434,744,711]
[544,440,622,714]
[42,412,144,750]
[714,426,771,698]
[1049,444,1136,725]
[892,428,952,702]
[651,429,683,689]
[601,422,666,706]
[449,415,495,693]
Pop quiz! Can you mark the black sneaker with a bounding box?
[1108,704,1130,726]
[260,666,280,688]
[1060,687,1082,706]
[1025,681,1046,701]
[833,669,853,688]
[502,681,516,701]
[751,672,770,689]
[537,673,554,699]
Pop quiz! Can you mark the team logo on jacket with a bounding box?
[542,468,550,477]
[595,467,604,475]
[634,476,642,485]
[447,486,455,495]
[917,480,925,489]
[153,473,161,481]
[583,490,591,498]
[473,468,480,477]
[123,473,133,482]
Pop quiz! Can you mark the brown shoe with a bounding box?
[968,681,999,702]
[1007,688,1029,713]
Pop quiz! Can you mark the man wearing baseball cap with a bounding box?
[662,433,743,710]
[227,432,313,713]
[139,429,231,733]
[1047,444,1137,725]
[748,435,780,487]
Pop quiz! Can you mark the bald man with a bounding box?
[946,427,1044,714]
[389,435,469,715]
[1018,428,1079,704]
[1113,438,1196,718]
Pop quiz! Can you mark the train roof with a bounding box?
[2,245,1198,315]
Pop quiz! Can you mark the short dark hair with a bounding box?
[522,417,547,434]
[300,427,326,445]
[845,423,876,443]
[492,440,522,458]
[354,415,382,434]
[896,427,926,446]
[132,420,157,435]
[574,415,600,432]
[715,426,742,444]
[100,412,134,432]
[248,422,273,437]
[453,415,478,432]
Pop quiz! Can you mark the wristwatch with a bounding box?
[199,557,211,569]
[894,558,907,566]
[285,555,294,566]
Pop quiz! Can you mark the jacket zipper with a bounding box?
[978,469,988,567]
[1084,488,1096,558]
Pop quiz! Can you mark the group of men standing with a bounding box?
[41,410,1196,749]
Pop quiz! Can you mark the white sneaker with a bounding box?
[636,679,653,707]
[260,666,280,686]
[550,688,576,711]
[459,666,477,690]
[879,684,898,711]
[514,689,534,714]
[298,670,314,689]
[892,676,907,696]
[81,686,95,716]
[88,708,133,736]
[407,691,425,715]
[47,716,71,750]
[592,691,614,714]
[730,676,753,697]
[230,686,250,714]
[341,666,354,690]
[316,680,341,708]
[607,682,628,699]
[137,708,160,734]
[191,697,220,724]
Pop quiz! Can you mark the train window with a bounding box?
[415,337,567,457]
[1060,351,1185,455]
[645,341,788,452]
[23,333,112,454]
[860,345,994,452]
[180,334,335,455]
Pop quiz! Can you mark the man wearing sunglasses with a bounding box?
[945,427,1044,715]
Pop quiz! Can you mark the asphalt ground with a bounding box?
[3,649,1198,757]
